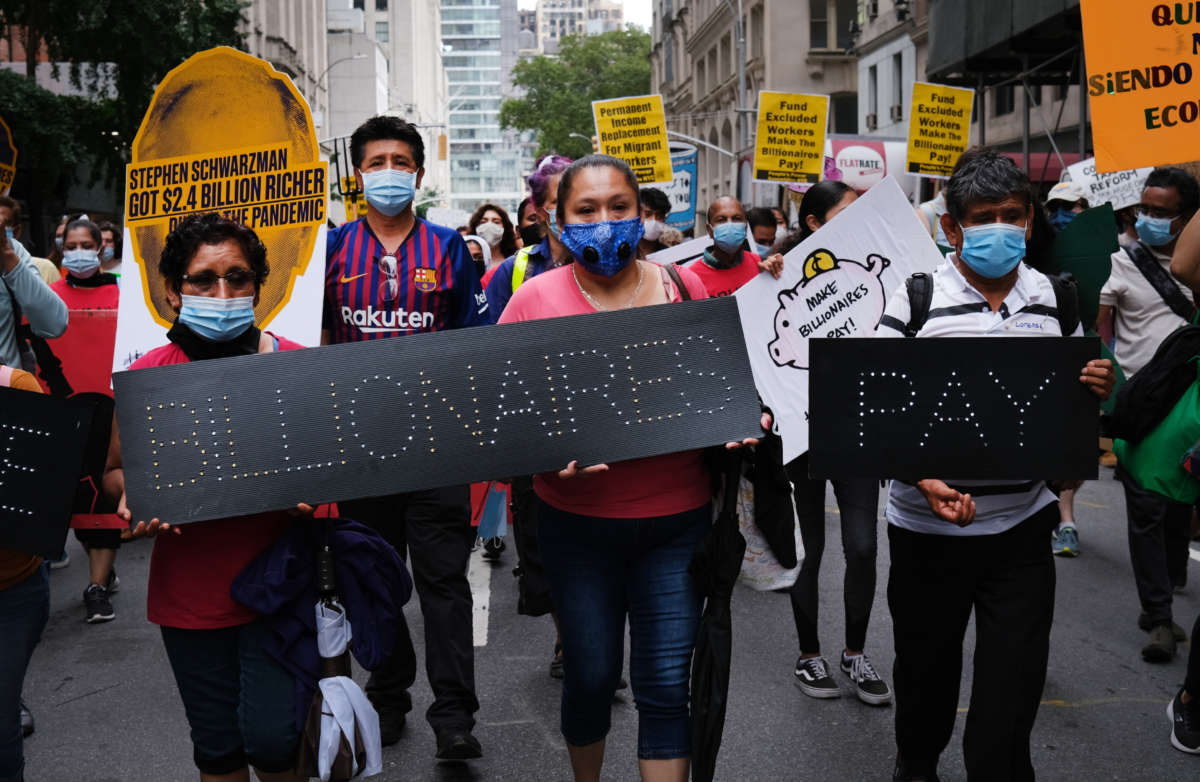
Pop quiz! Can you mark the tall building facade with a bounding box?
[242,0,330,131]
[441,0,525,214]
[650,0,859,219]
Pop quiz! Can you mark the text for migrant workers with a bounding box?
[125,144,326,230]
[755,98,824,182]
[596,100,667,181]
[908,87,971,176]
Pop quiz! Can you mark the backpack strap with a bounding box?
[1124,241,1198,323]
[511,246,533,294]
[1045,272,1081,335]
[903,272,933,337]
[663,263,692,301]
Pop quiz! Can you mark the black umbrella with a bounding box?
[689,452,747,782]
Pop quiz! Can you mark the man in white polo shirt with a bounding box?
[876,150,1114,782]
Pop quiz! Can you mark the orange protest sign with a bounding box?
[1081,1,1200,173]
[0,114,16,196]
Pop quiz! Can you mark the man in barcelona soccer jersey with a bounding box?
[322,115,489,761]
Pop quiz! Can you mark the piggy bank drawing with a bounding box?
[768,248,891,370]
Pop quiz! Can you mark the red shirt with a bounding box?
[49,276,119,395]
[50,276,120,310]
[130,334,306,629]
[498,263,712,519]
[683,250,761,298]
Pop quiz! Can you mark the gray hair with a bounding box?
[944,149,1032,220]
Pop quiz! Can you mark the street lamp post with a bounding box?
[317,52,367,88]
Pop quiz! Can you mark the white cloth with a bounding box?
[313,601,381,780]
[876,258,1070,536]
[317,677,382,781]
[1098,246,1190,377]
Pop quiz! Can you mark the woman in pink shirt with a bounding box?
[499,155,758,782]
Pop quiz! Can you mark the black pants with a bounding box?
[888,504,1057,782]
[1188,613,1200,696]
[339,485,479,733]
[509,476,554,617]
[785,454,879,654]
[1118,466,1192,627]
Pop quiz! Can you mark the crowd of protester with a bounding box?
[1,113,1198,782]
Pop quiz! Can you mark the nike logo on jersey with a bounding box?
[339,272,368,284]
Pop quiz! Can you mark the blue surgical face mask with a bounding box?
[754,241,772,257]
[547,211,558,237]
[560,217,644,277]
[100,246,115,264]
[1047,208,1076,232]
[959,222,1026,279]
[712,221,746,253]
[62,248,101,278]
[361,168,416,217]
[1135,213,1177,247]
[178,294,256,342]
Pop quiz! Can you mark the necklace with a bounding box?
[572,261,644,311]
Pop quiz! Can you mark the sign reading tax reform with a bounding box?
[753,91,830,185]
[113,298,763,525]
[905,82,974,178]
[592,95,673,185]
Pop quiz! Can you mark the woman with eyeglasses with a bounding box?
[102,212,310,782]
[498,154,764,782]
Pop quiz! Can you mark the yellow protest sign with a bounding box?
[115,46,327,374]
[1081,1,1200,173]
[592,95,673,185]
[123,46,327,332]
[753,91,829,185]
[905,82,974,178]
[340,176,368,221]
[0,115,16,196]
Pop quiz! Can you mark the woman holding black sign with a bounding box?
[498,154,762,782]
[103,213,308,782]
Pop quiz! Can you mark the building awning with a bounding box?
[928,0,1083,86]
[999,151,1082,183]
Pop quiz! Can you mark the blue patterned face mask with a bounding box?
[559,217,644,277]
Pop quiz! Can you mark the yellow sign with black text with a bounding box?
[123,46,327,331]
[340,176,368,221]
[592,95,673,185]
[753,91,829,185]
[0,115,16,196]
[905,82,974,178]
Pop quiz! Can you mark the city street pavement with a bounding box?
[22,467,1200,781]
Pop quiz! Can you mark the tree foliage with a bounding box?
[499,29,651,160]
[0,0,245,188]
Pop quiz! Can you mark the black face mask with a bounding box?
[474,258,486,279]
[520,223,543,248]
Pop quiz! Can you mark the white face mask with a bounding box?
[475,221,504,247]
[642,219,664,241]
[775,224,788,242]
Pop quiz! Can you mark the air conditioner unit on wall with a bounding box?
[889,104,903,122]
[865,113,878,131]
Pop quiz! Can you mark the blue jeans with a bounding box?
[0,565,49,782]
[537,500,708,760]
[160,620,299,775]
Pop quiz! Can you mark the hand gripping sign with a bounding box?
[735,177,943,463]
[114,47,327,372]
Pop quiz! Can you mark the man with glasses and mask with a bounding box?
[876,150,1114,782]
[321,115,488,761]
[1097,167,1200,664]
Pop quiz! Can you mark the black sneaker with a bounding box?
[435,729,482,760]
[549,642,564,679]
[83,584,115,623]
[793,656,840,699]
[1138,613,1187,642]
[1143,624,1177,662]
[105,567,119,595]
[1169,688,1200,754]
[482,537,505,561]
[19,699,33,737]
[841,652,893,705]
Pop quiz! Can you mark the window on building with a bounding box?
[867,64,878,118]
[696,59,706,94]
[750,6,764,59]
[1028,84,1042,106]
[810,0,828,49]
[375,21,389,42]
[832,93,858,133]
[720,34,731,80]
[892,52,903,119]
[994,84,1015,116]
[835,0,857,50]
[664,34,674,85]
[375,0,387,9]
[353,0,363,8]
